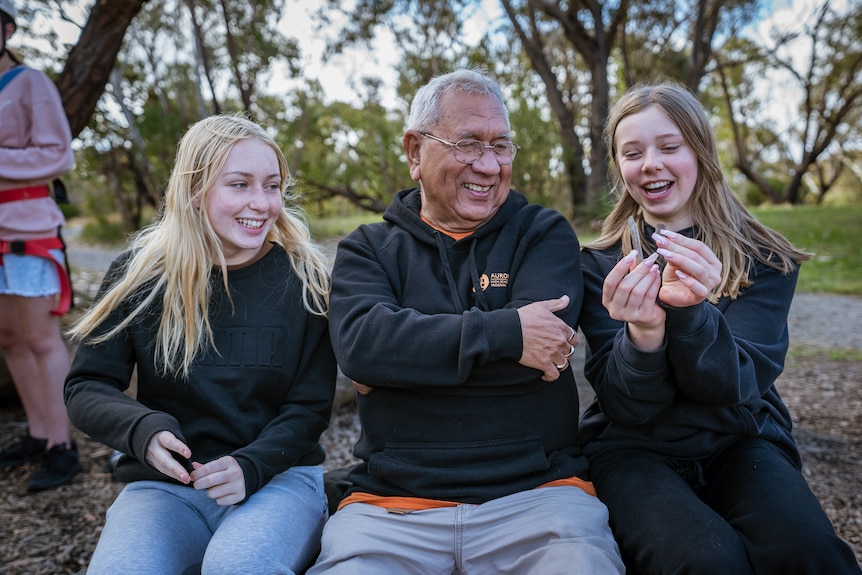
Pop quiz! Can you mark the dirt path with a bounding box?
[789,293,862,352]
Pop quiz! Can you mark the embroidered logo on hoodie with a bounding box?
[478,272,509,291]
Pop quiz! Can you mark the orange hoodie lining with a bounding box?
[420,213,474,241]
[337,476,596,512]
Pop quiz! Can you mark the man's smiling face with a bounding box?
[411,92,512,234]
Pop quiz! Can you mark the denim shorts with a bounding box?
[0,249,64,297]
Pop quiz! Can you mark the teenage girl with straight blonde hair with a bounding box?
[578,82,861,575]
[65,114,336,575]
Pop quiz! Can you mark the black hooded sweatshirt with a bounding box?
[330,188,586,503]
[578,225,800,465]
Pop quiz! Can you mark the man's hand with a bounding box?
[353,380,373,395]
[518,295,579,381]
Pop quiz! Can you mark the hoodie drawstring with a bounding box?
[433,232,466,313]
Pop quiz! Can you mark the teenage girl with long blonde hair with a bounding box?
[65,114,336,575]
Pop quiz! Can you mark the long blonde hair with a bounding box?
[587,82,810,301]
[67,114,331,377]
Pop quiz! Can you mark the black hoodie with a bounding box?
[578,226,800,465]
[330,188,586,503]
[65,246,336,502]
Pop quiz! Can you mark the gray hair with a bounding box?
[407,68,509,132]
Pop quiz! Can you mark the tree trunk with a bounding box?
[218,0,254,114]
[500,0,588,214]
[184,0,221,116]
[107,67,162,217]
[55,0,149,138]
[586,44,611,215]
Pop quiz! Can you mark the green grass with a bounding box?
[751,204,862,295]
[309,212,384,239]
[787,345,862,361]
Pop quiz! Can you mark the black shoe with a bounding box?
[27,442,81,491]
[0,434,47,468]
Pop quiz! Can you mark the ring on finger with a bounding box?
[564,344,575,358]
[555,359,569,371]
[568,327,576,341]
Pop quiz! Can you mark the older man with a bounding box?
[309,69,623,574]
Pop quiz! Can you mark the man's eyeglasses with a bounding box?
[420,132,520,165]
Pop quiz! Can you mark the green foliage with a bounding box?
[477,32,570,213]
[751,204,862,295]
[744,174,787,206]
[41,0,862,232]
[824,157,862,205]
[58,202,82,220]
[64,0,301,233]
[280,88,409,216]
[618,0,688,86]
[80,217,128,246]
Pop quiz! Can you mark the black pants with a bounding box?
[590,438,861,575]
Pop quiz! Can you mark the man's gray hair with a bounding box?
[407,68,509,132]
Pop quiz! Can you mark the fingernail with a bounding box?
[623,250,637,263]
[643,252,660,265]
[657,248,673,259]
[653,234,667,247]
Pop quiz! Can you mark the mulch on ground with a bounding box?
[1,350,860,574]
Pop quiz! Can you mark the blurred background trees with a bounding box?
[17,0,862,239]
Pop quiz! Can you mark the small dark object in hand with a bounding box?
[171,450,195,474]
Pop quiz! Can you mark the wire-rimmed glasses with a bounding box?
[420,132,520,165]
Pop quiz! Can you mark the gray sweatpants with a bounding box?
[307,485,624,575]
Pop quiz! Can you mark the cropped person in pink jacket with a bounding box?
[0,0,80,491]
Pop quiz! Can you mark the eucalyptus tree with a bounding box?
[763,0,862,205]
[499,0,760,216]
[46,0,301,232]
[310,0,495,213]
[24,0,148,137]
[319,0,765,216]
[70,0,215,230]
[714,0,862,204]
[474,34,572,215]
[179,0,298,118]
[278,79,407,215]
[322,0,472,91]
[615,0,756,91]
[499,0,627,216]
